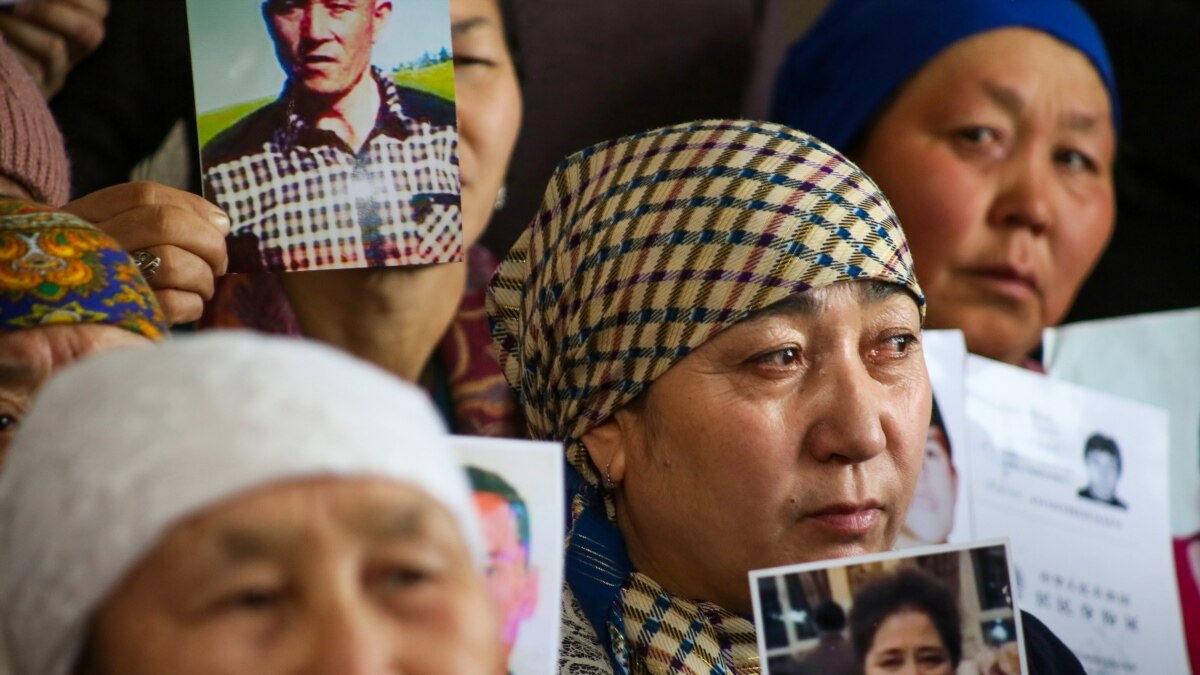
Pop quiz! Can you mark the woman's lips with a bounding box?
[964,265,1039,299]
[804,502,883,536]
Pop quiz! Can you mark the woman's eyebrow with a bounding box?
[861,281,908,304]
[981,81,1104,133]
[216,526,295,561]
[982,81,1025,116]
[356,505,430,542]
[746,293,820,321]
[743,282,909,323]
[451,17,490,36]
[1061,110,1102,132]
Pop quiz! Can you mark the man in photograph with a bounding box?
[202,0,460,272]
[469,467,540,672]
[1077,433,1128,509]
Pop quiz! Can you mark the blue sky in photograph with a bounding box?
[187,0,452,112]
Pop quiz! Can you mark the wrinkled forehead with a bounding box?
[909,28,1114,122]
[168,476,472,559]
[735,279,922,326]
[0,325,140,387]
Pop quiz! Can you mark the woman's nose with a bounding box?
[296,594,394,675]
[988,146,1056,236]
[801,355,888,464]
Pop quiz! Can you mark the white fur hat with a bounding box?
[0,332,481,675]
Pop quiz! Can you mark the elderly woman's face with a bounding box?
[857,28,1115,365]
[0,324,149,467]
[452,0,522,247]
[864,609,954,675]
[84,477,503,675]
[586,281,930,613]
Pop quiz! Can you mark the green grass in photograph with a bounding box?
[393,60,456,101]
[197,97,274,147]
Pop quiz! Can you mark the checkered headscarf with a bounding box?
[488,120,922,485]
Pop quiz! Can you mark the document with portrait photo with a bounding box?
[897,329,972,550]
[965,355,1188,675]
[750,540,1029,675]
[454,436,564,675]
[1043,308,1200,672]
[187,0,462,273]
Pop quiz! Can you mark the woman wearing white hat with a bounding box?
[0,333,505,675]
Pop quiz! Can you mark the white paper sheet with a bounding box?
[965,355,1187,674]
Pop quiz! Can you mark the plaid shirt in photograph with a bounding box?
[202,70,462,272]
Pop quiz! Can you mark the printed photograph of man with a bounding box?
[191,0,461,273]
[468,466,539,673]
[1077,433,1128,509]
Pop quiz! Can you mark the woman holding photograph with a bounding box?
[490,119,1085,674]
[202,0,524,437]
[772,0,1118,369]
[0,334,505,675]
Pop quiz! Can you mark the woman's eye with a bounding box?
[379,566,434,589]
[875,655,904,670]
[881,333,916,357]
[752,347,800,368]
[453,55,494,68]
[0,414,18,433]
[1055,148,1098,173]
[224,588,282,612]
[918,652,950,666]
[956,126,999,144]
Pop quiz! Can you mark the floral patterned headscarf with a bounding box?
[0,200,166,339]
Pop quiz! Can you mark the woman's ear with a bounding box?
[580,409,637,485]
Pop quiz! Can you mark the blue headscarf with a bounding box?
[771,0,1119,152]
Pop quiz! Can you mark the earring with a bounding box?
[494,184,508,211]
[604,460,616,490]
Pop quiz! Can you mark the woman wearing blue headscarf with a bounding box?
[772,0,1118,369]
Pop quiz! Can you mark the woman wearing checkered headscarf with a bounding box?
[488,120,933,674]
